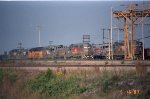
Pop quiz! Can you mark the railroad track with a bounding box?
[0,64,150,67]
[3,59,150,61]
[1,59,150,69]
[0,64,150,72]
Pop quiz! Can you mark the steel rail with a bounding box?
[0,64,149,67]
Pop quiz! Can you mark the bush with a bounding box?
[36,69,55,81]
[105,61,108,65]
[26,69,87,98]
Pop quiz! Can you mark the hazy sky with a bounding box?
[0,1,150,54]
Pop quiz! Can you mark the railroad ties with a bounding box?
[0,60,150,72]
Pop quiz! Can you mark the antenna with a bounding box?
[18,43,22,49]
[49,41,53,46]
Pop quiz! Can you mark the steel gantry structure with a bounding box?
[112,3,150,60]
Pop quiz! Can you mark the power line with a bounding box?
[137,35,150,41]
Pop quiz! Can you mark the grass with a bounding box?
[0,69,17,83]
[26,69,87,98]
[0,68,150,99]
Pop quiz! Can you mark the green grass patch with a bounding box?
[0,69,17,82]
[26,69,87,98]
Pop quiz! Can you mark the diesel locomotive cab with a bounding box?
[69,44,82,59]
[82,43,93,59]
[113,40,143,60]
[54,45,68,59]
[92,44,103,59]
[28,47,46,59]
[69,43,93,59]
[9,48,28,59]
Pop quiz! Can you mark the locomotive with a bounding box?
[9,48,28,59]
[53,45,68,59]
[5,40,149,60]
[28,47,46,59]
[113,40,143,60]
[7,43,94,60]
[92,44,109,59]
[27,45,68,59]
[69,43,93,59]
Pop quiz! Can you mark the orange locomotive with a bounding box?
[28,47,47,59]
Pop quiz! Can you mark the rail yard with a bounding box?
[0,3,150,61]
[0,2,150,99]
[0,3,150,71]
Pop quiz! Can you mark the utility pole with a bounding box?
[142,1,145,60]
[101,28,105,49]
[108,29,111,60]
[111,7,113,60]
[37,25,41,47]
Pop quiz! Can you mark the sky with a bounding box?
[0,0,150,54]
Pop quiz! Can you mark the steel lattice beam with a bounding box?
[112,4,150,60]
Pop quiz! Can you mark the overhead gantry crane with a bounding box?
[113,3,150,60]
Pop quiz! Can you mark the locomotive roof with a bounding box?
[69,43,91,46]
[45,45,67,48]
[29,47,45,51]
